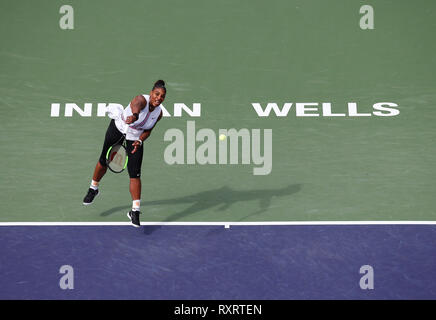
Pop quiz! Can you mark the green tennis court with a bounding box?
[1,0,435,223]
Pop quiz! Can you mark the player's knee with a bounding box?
[128,169,141,179]
[127,152,142,178]
[98,157,107,167]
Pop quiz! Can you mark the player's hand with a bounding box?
[131,140,142,154]
[125,115,136,124]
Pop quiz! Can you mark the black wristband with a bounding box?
[132,113,139,121]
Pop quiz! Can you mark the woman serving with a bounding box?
[83,80,166,227]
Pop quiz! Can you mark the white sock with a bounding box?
[132,200,140,212]
[90,180,99,190]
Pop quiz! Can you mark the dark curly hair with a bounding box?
[152,80,166,92]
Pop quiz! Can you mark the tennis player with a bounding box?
[83,80,166,227]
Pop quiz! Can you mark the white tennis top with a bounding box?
[114,94,162,141]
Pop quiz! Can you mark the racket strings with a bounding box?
[106,143,128,173]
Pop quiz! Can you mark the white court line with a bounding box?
[0,221,436,226]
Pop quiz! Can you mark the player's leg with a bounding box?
[92,161,107,182]
[129,178,141,201]
[126,141,144,227]
[83,120,123,205]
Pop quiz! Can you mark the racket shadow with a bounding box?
[100,184,302,222]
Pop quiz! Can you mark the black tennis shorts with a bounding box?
[98,120,143,178]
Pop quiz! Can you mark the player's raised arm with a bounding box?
[125,95,147,124]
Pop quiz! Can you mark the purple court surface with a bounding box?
[1,225,436,299]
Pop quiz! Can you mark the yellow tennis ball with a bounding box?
[219,134,226,141]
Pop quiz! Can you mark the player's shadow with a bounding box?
[100,184,302,222]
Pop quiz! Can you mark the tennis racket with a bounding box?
[106,126,129,173]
